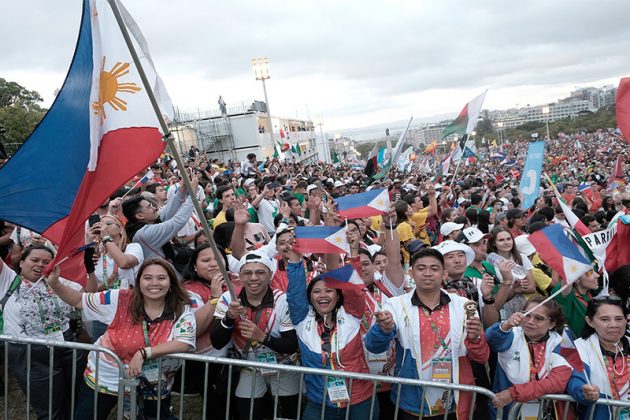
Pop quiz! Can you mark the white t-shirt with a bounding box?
[81,289,196,395]
[0,264,81,340]
[258,199,279,234]
[93,243,143,289]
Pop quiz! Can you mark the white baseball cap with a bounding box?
[515,235,536,257]
[237,251,277,276]
[334,180,344,188]
[440,222,464,237]
[432,240,475,266]
[461,227,491,245]
[306,184,320,194]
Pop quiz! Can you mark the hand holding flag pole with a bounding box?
[30,242,97,294]
[106,0,239,302]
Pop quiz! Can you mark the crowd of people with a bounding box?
[0,128,628,420]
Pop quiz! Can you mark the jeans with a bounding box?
[302,398,379,420]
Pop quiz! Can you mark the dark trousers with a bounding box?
[74,379,175,420]
[8,342,86,420]
[397,411,457,420]
[234,394,300,420]
[173,360,239,419]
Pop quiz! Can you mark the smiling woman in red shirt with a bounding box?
[46,259,195,420]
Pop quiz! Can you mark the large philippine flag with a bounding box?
[334,188,390,219]
[528,224,592,286]
[0,0,173,281]
[293,226,350,254]
[322,264,365,290]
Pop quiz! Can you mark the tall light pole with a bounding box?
[252,57,274,153]
[541,106,550,141]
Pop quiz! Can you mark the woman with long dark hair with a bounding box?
[487,226,536,318]
[567,297,630,419]
[46,259,195,419]
[285,245,376,420]
[1,245,86,420]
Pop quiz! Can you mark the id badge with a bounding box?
[431,358,452,383]
[44,323,62,336]
[142,359,160,384]
[256,351,278,376]
[520,402,540,420]
[326,376,349,402]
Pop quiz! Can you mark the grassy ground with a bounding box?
[0,375,206,420]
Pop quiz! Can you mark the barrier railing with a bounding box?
[0,334,133,420]
[165,352,504,420]
[506,393,630,420]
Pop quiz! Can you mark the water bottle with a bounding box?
[486,252,528,280]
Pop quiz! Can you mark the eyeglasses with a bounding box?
[593,295,622,302]
[522,313,551,323]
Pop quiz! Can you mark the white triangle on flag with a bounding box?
[368,189,390,213]
[561,256,592,284]
[325,228,351,254]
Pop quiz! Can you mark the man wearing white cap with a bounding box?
[440,222,464,242]
[433,240,481,306]
[210,251,300,419]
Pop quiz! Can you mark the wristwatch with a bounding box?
[102,235,114,244]
[482,295,495,305]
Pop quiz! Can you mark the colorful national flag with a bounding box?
[293,226,350,254]
[545,174,591,237]
[424,141,438,154]
[332,150,341,166]
[528,224,593,286]
[139,169,155,184]
[441,91,487,139]
[374,117,413,180]
[334,188,389,219]
[556,327,584,373]
[616,77,630,145]
[0,0,172,282]
[364,144,379,180]
[321,264,364,290]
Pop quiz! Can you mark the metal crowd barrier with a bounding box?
[507,394,630,420]
[0,334,133,420]
[0,334,507,420]
[165,352,505,420]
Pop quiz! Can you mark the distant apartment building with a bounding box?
[489,85,615,128]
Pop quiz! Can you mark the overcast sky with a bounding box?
[3,0,629,132]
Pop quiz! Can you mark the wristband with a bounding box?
[482,295,495,305]
[102,235,114,244]
[221,318,234,330]
[210,298,219,306]
[139,348,147,360]
[145,347,152,359]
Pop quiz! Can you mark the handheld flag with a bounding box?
[293,226,350,254]
[364,144,379,179]
[334,188,390,219]
[441,91,487,138]
[373,117,413,180]
[544,174,591,237]
[556,327,585,373]
[331,150,341,166]
[616,77,630,145]
[0,0,172,283]
[321,264,364,290]
[139,169,155,185]
[528,224,593,286]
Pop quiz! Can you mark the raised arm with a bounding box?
[286,247,309,325]
[45,266,83,309]
[382,205,404,288]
